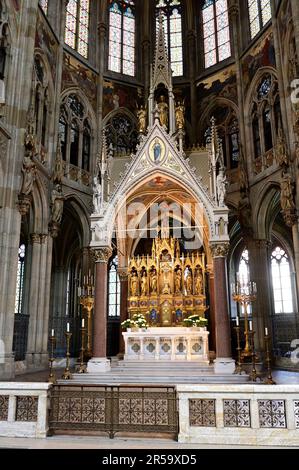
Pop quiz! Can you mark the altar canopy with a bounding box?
[128,237,207,326]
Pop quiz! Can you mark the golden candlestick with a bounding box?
[62,331,72,380]
[264,332,276,385]
[48,334,56,384]
[76,323,87,374]
[232,279,257,359]
[233,321,244,375]
[79,296,94,358]
[249,327,262,382]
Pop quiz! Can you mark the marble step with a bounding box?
[63,373,250,385]
[113,361,212,370]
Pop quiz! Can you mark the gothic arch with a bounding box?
[253,182,280,239]
[198,97,239,139]
[30,173,50,234]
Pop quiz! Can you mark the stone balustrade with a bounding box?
[0,383,51,438]
[177,384,299,447]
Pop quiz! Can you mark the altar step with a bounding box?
[61,361,249,385]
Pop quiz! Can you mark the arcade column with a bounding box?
[210,243,235,374]
[87,247,112,373]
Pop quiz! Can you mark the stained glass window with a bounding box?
[248,0,272,39]
[271,247,294,314]
[39,0,48,14]
[108,1,135,77]
[237,249,252,315]
[15,245,26,315]
[108,257,120,317]
[65,0,90,59]
[156,0,183,77]
[202,0,231,69]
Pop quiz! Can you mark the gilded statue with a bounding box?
[141,271,147,296]
[185,271,193,295]
[137,105,147,134]
[130,272,138,297]
[280,176,295,211]
[162,268,171,294]
[157,95,169,128]
[175,101,185,130]
[150,269,158,294]
[175,269,182,294]
[194,269,203,296]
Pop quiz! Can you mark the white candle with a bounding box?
[51,329,55,337]
[67,322,70,333]
[236,316,239,326]
[249,321,253,331]
[82,318,85,328]
[265,327,268,336]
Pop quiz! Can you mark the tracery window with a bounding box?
[65,0,90,59]
[108,256,120,318]
[15,244,26,315]
[59,94,92,171]
[105,113,138,155]
[156,0,183,77]
[271,247,294,314]
[237,249,252,315]
[202,0,231,69]
[108,0,135,77]
[248,0,272,40]
[39,0,48,14]
[250,74,281,162]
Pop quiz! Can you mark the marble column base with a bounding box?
[87,357,111,373]
[0,353,15,380]
[25,353,49,370]
[214,357,236,375]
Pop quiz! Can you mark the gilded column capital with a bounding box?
[210,242,230,258]
[92,247,112,264]
[118,269,128,281]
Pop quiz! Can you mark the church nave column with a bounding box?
[247,239,273,354]
[210,243,235,374]
[26,234,53,369]
[87,247,112,373]
[206,264,216,355]
[118,269,128,357]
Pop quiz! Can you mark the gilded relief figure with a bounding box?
[137,105,147,133]
[175,269,182,294]
[195,269,203,295]
[175,101,185,130]
[130,272,138,297]
[157,95,169,128]
[185,271,193,295]
[150,269,158,294]
[141,271,147,296]
[162,268,171,294]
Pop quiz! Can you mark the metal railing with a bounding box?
[49,384,178,439]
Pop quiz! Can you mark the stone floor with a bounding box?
[0,435,297,449]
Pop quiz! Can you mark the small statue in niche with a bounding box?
[51,185,64,224]
[157,95,169,128]
[216,168,228,207]
[175,100,185,130]
[162,268,171,294]
[93,175,102,213]
[280,175,295,211]
[137,104,147,134]
[20,154,36,195]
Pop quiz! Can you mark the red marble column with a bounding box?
[118,270,128,356]
[207,266,216,354]
[211,243,233,370]
[90,248,112,368]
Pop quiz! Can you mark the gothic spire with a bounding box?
[151,11,173,91]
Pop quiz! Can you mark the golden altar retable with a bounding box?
[128,237,207,326]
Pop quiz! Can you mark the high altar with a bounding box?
[123,236,209,363]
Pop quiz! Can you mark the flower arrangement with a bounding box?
[120,319,136,330]
[183,314,208,328]
[132,313,148,329]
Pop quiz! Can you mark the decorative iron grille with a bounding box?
[189,399,216,427]
[49,385,178,438]
[258,400,286,428]
[0,396,9,421]
[15,396,38,422]
[223,399,251,428]
[294,401,299,429]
